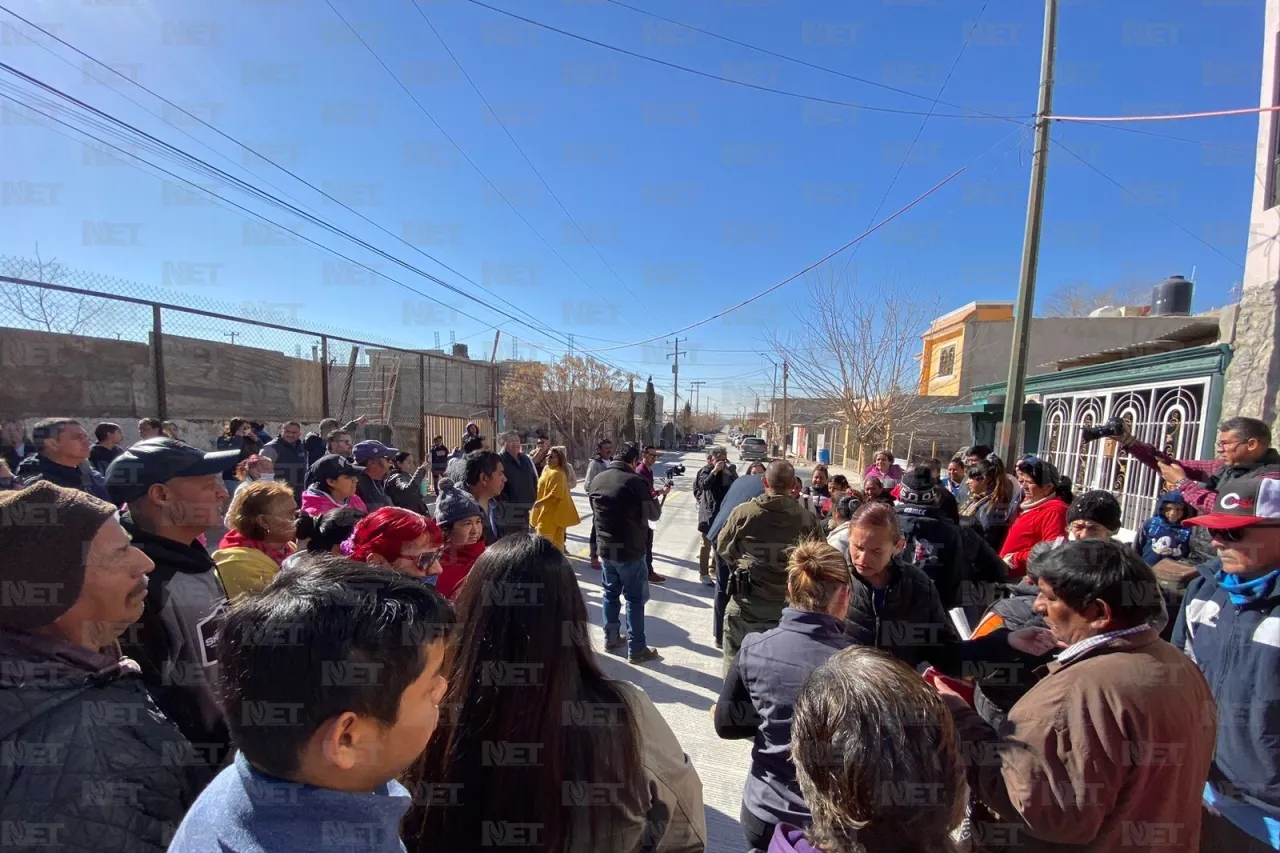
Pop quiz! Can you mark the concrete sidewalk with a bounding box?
[564,450,754,853]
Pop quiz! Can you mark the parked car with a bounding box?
[739,436,768,462]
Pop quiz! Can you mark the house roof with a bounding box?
[1041,318,1221,370]
[924,300,1014,335]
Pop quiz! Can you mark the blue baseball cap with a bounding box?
[353,440,398,464]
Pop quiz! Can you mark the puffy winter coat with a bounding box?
[896,505,966,610]
[1134,492,1195,567]
[0,628,208,853]
[1173,559,1280,845]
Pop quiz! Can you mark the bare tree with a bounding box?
[501,354,629,463]
[0,245,97,335]
[1039,280,1152,318]
[767,267,940,468]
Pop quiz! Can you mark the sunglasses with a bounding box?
[398,549,442,571]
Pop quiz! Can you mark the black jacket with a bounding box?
[590,461,660,562]
[844,558,1014,677]
[357,472,392,512]
[385,468,429,514]
[897,504,967,610]
[89,443,124,476]
[260,437,308,495]
[695,462,738,532]
[1207,446,1280,492]
[118,516,231,765]
[16,453,111,502]
[496,450,539,536]
[0,628,208,853]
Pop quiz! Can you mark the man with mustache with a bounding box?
[0,482,205,852]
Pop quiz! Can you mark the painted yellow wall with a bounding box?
[919,327,965,396]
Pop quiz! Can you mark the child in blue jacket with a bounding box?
[1134,491,1193,566]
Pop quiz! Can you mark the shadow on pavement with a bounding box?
[704,805,744,853]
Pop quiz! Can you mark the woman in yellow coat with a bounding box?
[530,446,580,552]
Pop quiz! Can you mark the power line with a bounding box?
[0,74,652,377]
[0,9,577,347]
[1049,137,1244,270]
[841,0,990,280]
[597,0,1253,154]
[590,166,964,352]
[0,81,543,338]
[320,0,632,315]
[409,0,642,302]
[459,0,1030,121]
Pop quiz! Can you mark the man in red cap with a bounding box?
[1173,477,1280,852]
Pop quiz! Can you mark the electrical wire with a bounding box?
[1053,105,1280,122]
[1049,137,1244,270]
[0,74,645,370]
[320,0,633,316]
[409,0,642,302]
[595,0,1254,153]
[589,166,966,352]
[0,82,546,337]
[458,0,1031,121]
[840,0,990,280]
[0,10,580,347]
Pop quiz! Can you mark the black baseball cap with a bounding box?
[307,453,364,487]
[106,438,241,504]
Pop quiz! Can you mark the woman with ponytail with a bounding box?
[714,540,853,853]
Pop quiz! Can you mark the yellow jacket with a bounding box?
[531,466,580,530]
[212,545,290,599]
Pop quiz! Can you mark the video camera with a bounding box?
[1081,416,1126,443]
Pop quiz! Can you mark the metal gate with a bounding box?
[424,414,496,451]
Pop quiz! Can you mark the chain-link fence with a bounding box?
[0,256,498,457]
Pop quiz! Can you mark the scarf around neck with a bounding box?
[219,528,294,566]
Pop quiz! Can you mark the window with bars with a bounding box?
[937,345,957,378]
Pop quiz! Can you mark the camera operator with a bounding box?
[636,445,668,584]
[696,447,738,587]
[716,460,822,669]
[1099,416,1280,514]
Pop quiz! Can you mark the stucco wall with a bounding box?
[959,316,1207,400]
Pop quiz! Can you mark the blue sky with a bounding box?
[0,0,1266,415]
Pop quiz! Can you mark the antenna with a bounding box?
[1189,265,1197,283]
[433,331,441,349]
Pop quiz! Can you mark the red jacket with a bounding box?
[998,498,1067,577]
[436,539,486,599]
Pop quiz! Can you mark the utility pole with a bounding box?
[667,338,685,427]
[568,333,576,453]
[781,360,790,459]
[690,380,707,417]
[1000,0,1058,463]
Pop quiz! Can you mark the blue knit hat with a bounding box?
[433,478,483,527]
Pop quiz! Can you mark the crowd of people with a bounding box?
[1,409,1279,853]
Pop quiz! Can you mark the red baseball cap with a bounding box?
[1183,477,1280,531]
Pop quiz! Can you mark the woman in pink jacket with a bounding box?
[862,449,904,489]
[300,453,367,516]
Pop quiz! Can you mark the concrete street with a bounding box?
[561,440,795,853]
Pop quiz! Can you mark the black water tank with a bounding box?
[1151,275,1194,316]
